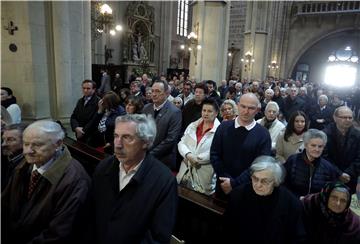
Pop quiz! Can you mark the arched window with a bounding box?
[177,0,189,37]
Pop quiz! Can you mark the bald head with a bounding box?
[237,93,260,125]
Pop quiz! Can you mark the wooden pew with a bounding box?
[64,136,226,243]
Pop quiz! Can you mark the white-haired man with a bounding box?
[92,114,178,243]
[2,120,91,243]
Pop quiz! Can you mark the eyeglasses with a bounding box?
[251,175,274,186]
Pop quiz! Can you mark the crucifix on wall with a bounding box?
[4,21,18,35]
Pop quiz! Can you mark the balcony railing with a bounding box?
[295,1,360,16]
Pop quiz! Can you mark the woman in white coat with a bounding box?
[177,98,220,195]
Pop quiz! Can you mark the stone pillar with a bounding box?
[189,1,230,83]
[1,1,91,122]
[159,1,174,75]
[242,1,271,81]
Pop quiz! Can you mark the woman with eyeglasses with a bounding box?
[220,99,238,121]
[301,182,360,242]
[283,129,341,198]
[223,156,306,243]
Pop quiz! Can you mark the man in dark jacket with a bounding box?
[143,80,182,170]
[92,114,178,244]
[70,80,100,144]
[2,120,91,243]
[1,123,28,191]
[323,106,360,193]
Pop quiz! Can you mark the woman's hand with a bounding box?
[186,153,199,167]
[98,99,104,113]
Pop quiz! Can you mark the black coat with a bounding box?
[91,154,178,244]
[323,123,360,192]
[309,105,334,130]
[223,184,307,244]
[70,95,100,142]
[284,151,341,197]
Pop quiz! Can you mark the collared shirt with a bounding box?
[234,116,257,131]
[84,95,92,106]
[153,99,167,111]
[32,157,56,175]
[119,160,143,191]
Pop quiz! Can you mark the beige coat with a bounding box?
[275,130,304,163]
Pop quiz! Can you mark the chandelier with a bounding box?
[93,3,122,37]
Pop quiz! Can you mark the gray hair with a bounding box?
[220,99,239,116]
[173,96,183,106]
[265,101,279,113]
[303,129,327,145]
[318,94,328,104]
[24,120,65,143]
[250,156,284,186]
[265,88,274,96]
[115,114,157,148]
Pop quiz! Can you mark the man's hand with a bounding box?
[75,127,84,139]
[219,177,232,194]
[339,173,351,183]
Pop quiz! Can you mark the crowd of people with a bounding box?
[1,72,360,243]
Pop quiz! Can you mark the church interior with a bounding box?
[1,1,360,243]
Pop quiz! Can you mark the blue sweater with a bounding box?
[210,120,271,187]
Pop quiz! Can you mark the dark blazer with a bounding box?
[323,123,360,192]
[70,95,100,142]
[87,106,126,151]
[143,100,182,170]
[2,147,91,243]
[91,154,178,244]
[309,105,334,130]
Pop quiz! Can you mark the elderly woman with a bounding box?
[223,156,306,243]
[88,91,126,153]
[172,96,183,109]
[284,129,342,197]
[275,110,309,163]
[125,95,144,114]
[302,182,360,242]
[220,99,238,121]
[257,101,285,151]
[177,98,221,195]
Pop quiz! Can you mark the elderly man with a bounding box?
[257,101,285,151]
[2,120,91,243]
[70,80,100,143]
[323,106,360,193]
[92,114,178,243]
[143,80,182,170]
[309,94,333,130]
[1,123,28,191]
[210,93,271,196]
[283,86,305,121]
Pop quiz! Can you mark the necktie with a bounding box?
[28,170,41,199]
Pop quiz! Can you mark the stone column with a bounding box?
[1,1,91,122]
[189,1,230,83]
[159,1,174,75]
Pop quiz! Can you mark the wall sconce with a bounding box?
[228,42,240,79]
[180,23,201,65]
[93,3,123,37]
[268,60,279,69]
[241,51,255,72]
[328,46,358,63]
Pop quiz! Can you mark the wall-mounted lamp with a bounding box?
[180,22,201,65]
[241,51,255,72]
[92,3,123,39]
[268,60,279,69]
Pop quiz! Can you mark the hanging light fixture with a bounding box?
[93,3,123,36]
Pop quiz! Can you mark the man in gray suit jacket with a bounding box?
[143,80,182,170]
